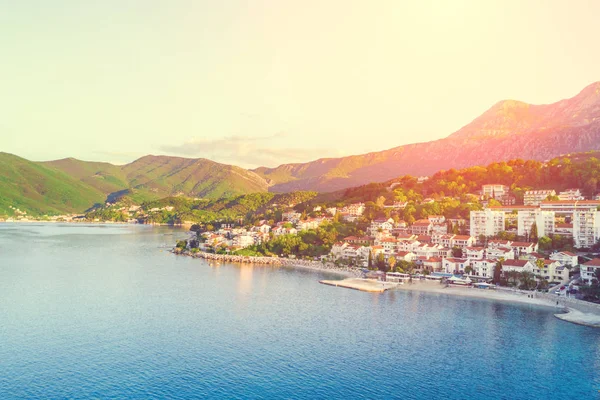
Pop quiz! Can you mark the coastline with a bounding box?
[176,249,600,327]
[175,249,362,278]
[388,281,600,327]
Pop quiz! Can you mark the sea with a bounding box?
[0,223,599,399]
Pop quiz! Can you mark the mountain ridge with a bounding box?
[2,80,600,215]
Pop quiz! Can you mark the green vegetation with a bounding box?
[235,222,360,258]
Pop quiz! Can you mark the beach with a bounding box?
[380,280,600,328]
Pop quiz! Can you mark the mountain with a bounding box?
[254,81,600,192]
[1,155,270,216]
[3,81,600,215]
[0,153,108,215]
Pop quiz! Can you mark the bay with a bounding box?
[0,224,599,399]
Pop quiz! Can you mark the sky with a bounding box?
[1,0,599,168]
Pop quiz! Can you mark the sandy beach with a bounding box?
[326,278,600,328]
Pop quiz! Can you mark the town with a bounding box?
[182,185,600,300]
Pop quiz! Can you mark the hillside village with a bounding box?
[180,184,600,298]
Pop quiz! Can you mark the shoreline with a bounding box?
[175,249,362,278]
[176,248,600,328]
[386,281,600,327]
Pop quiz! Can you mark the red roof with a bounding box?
[511,242,535,247]
[503,260,529,267]
[413,220,431,226]
[453,235,472,240]
[584,258,600,266]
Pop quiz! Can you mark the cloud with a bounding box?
[159,134,336,168]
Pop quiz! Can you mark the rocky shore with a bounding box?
[173,249,363,277]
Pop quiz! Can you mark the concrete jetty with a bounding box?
[320,278,398,293]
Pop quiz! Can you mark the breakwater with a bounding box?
[174,249,363,277]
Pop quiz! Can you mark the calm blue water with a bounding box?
[1,223,599,399]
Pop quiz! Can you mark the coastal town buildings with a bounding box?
[517,209,555,237]
[572,210,600,248]
[558,188,584,201]
[482,184,509,199]
[470,209,505,238]
[581,258,600,285]
[524,190,556,206]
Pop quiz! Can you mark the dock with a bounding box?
[319,278,397,293]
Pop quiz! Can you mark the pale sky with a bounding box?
[1,0,599,168]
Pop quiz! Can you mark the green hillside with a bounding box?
[1,153,272,216]
[0,153,107,216]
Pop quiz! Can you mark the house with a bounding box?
[343,203,365,216]
[471,259,497,279]
[502,260,535,274]
[431,223,448,235]
[482,184,509,199]
[549,251,578,267]
[380,238,398,254]
[485,246,514,260]
[370,218,394,234]
[510,242,539,256]
[558,188,584,201]
[416,234,433,244]
[581,258,600,285]
[465,247,485,260]
[452,235,476,248]
[395,251,417,262]
[416,257,442,272]
[344,236,374,246]
[411,219,433,235]
[273,226,298,236]
[428,215,446,224]
[552,265,570,284]
[232,235,255,249]
[443,258,469,274]
[524,190,556,206]
[487,239,513,248]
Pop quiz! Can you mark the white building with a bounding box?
[482,184,509,199]
[572,210,600,248]
[471,259,497,279]
[517,209,555,238]
[524,190,556,206]
[558,189,584,201]
[581,258,600,285]
[549,251,578,267]
[470,209,505,238]
[232,235,255,249]
[540,200,600,214]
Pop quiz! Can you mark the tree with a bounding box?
[368,251,373,269]
[451,247,463,258]
[538,236,552,251]
[464,265,473,275]
[493,261,503,284]
[376,253,387,271]
[519,271,536,290]
[529,222,538,242]
[388,256,397,271]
